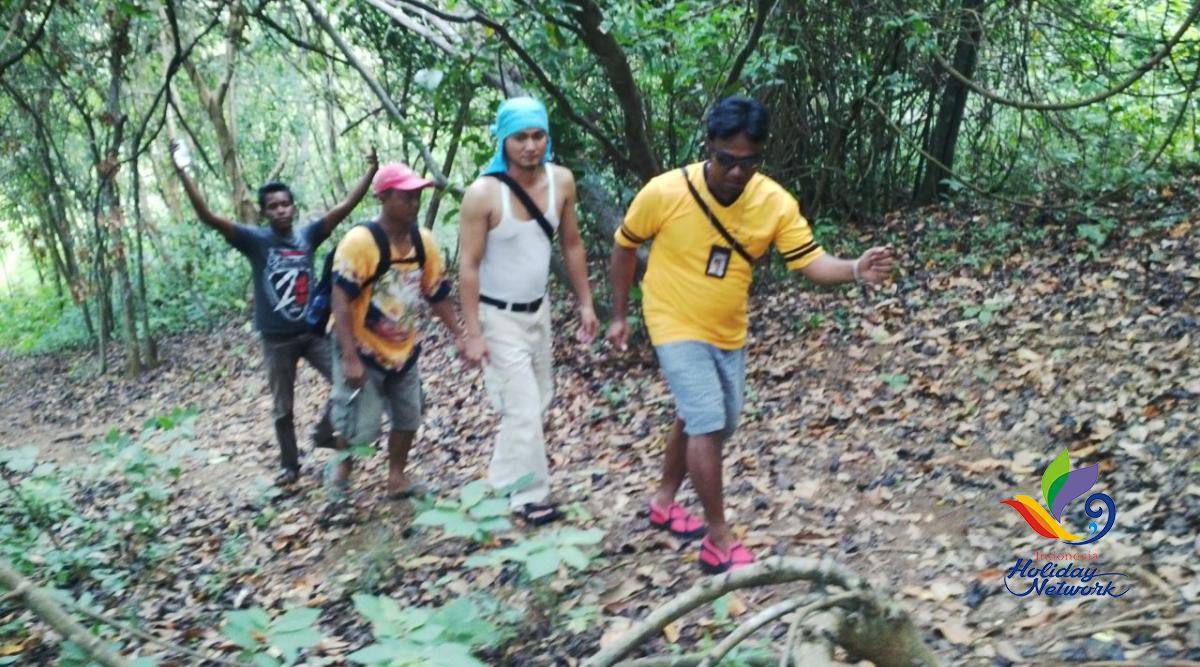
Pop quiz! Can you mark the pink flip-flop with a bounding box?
[698,537,755,574]
[648,502,706,540]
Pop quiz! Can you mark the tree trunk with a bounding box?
[131,153,158,367]
[181,3,256,223]
[915,0,985,204]
[424,88,471,230]
[570,0,660,182]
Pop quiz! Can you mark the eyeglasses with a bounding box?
[710,150,763,170]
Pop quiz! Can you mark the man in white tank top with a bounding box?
[458,97,598,525]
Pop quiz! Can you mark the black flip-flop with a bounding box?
[386,481,430,500]
[514,502,562,526]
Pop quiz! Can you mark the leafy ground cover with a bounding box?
[1,183,1197,665]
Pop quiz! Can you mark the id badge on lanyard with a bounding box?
[706,245,732,278]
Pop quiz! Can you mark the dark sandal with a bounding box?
[386,481,430,500]
[515,502,563,526]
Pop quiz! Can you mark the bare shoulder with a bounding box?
[549,163,577,192]
[463,175,500,203]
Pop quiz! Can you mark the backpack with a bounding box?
[306,221,426,334]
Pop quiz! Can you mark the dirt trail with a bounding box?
[2,203,1198,664]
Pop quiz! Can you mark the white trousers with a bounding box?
[480,301,554,508]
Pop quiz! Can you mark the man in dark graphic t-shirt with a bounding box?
[171,141,378,485]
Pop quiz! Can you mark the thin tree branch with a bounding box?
[340,104,384,136]
[0,0,51,77]
[719,0,774,95]
[251,6,350,65]
[864,98,1072,209]
[933,0,1200,111]
[586,558,868,667]
[0,558,129,667]
[301,0,450,188]
[64,598,243,666]
[387,0,633,173]
[0,0,36,54]
[569,0,659,180]
[125,1,225,165]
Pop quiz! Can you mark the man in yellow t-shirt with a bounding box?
[329,162,463,498]
[606,97,894,574]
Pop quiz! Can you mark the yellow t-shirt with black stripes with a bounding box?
[615,162,824,349]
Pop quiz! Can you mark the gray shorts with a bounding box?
[330,341,423,446]
[654,341,746,439]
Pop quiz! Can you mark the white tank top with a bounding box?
[479,165,560,303]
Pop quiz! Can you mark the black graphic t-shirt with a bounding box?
[229,219,329,337]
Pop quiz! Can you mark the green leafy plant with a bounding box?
[464,528,606,581]
[413,480,511,542]
[349,594,506,667]
[222,607,324,667]
[962,298,1010,324]
[880,373,910,390]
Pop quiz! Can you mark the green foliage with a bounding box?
[349,594,507,667]
[0,283,92,354]
[0,410,198,591]
[880,373,911,390]
[222,606,325,667]
[464,528,606,581]
[412,480,512,542]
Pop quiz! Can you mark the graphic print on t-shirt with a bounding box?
[364,266,422,343]
[265,247,312,321]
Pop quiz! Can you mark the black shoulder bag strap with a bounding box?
[485,172,556,241]
[364,221,393,286]
[680,167,754,264]
[409,224,426,268]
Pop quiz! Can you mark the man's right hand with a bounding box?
[463,333,489,367]
[342,353,366,388]
[606,318,630,351]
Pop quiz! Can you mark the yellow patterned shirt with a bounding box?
[332,224,448,371]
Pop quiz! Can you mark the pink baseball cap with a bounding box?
[373,162,433,195]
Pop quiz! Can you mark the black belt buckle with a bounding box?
[482,295,542,312]
[513,297,542,312]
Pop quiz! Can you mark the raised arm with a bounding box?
[171,140,237,242]
[457,179,492,366]
[555,168,598,343]
[321,147,379,237]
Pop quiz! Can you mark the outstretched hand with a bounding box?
[855,246,894,284]
[366,145,378,171]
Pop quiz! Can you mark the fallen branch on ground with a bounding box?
[0,558,129,667]
[585,556,941,667]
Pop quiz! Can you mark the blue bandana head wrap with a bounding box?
[481,97,552,175]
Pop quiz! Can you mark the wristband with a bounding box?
[852,258,863,283]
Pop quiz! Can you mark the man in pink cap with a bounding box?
[327,162,463,497]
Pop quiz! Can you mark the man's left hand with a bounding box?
[577,305,599,344]
[366,146,378,171]
[856,246,894,284]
